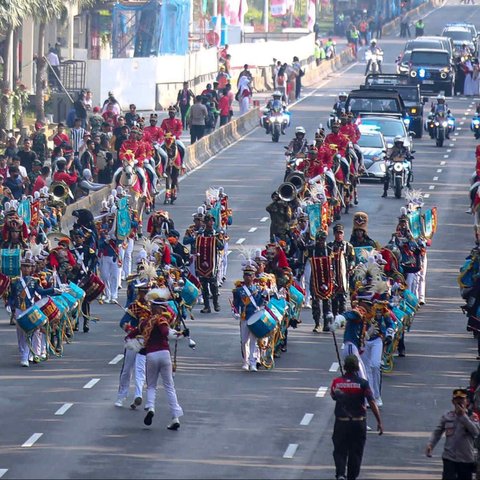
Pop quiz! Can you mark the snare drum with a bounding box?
[17,304,48,332]
[288,284,305,318]
[247,308,276,338]
[68,282,86,302]
[402,289,419,310]
[180,279,200,307]
[36,297,61,324]
[59,292,78,311]
[268,297,288,322]
[79,273,105,303]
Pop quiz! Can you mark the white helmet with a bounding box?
[295,126,306,135]
[394,135,404,144]
[339,91,347,99]
[437,94,445,102]
[370,39,377,46]
[273,90,282,97]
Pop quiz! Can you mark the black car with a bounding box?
[345,89,407,119]
[408,48,455,96]
[362,74,427,138]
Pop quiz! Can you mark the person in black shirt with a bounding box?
[330,355,383,480]
[125,104,140,127]
[17,138,38,173]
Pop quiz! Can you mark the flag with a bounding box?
[239,0,248,26]
[224,0,240,25]
[307,0,316,31]
[271,0,287,17]
[214,15,222,46]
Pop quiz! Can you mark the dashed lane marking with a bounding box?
[235,238,245,245]
[83,378,100,389]
[55,403,73,416]
[0,470,7,478]
[447,149,452,153]
[260,217,268,222]
[457,127,462,131]
[429,185,435,190]
[22,433,43,448]
[444,155,449,158]
[300,413,314,426]
[449,144,454,147]
[424,193,430,199]
[433,176,439,181]
[108,354,124,365]
[460,122,465,126]
[454,133,459,136]
[440,161,446,166]
[437,169,442,173]
[329,362,340,372]
[283,444,299,459]
[316,387,328,398]
[462,117,467,120]
[248,227,257,233]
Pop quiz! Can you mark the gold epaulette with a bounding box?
[233,280,244,289]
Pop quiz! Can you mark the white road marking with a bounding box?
[452,138,457,141]
[22,433,43,448]
[83,378,100,389]
[283,444,299,458]
[235,238,245,245]
[300,413,314,426]
[54,403,73,416]
[454,133,459,136]
[437,169,442,173]
[460,122,465,126]
[457,127,462,131]
[316,386,328,398]
[443,155,449,158]
[433,176,438,181]
[260,216,268,222]
[449,144,454,147]
[0,470,7,478]
[108,354,124,365]
[447,149,452,153]
[429,185,435,190]
[462,117,467,120]
[424,193,430,199]
[329,362,340,372]
[440,161,446,166]
[248,227,257,233]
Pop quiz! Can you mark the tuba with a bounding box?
[285,172,305,194]
[49,181,74,209]
[277,182,297,202]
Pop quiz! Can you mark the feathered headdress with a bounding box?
[353,250,384,283]
[405,189,424,212]
[237,245,258,272]
[138,260,159,285]
[206,187,220,206]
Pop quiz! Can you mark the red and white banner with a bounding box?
[271,0,287,17]
[224,0,248,26]
[307,0,316,31]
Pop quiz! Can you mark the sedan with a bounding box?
[358,115,414,151]
[358,131,387,180]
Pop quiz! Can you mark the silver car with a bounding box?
[358,115,414,151]
[358,131,387,180]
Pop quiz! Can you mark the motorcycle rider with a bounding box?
[325,120,349,157]
[365,39,383,75]
[262,91,288,134]
[429,94,452,139]
[285,126,309,157]
[332,92,348,117]
[382,136,413,198]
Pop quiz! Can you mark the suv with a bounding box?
[345,89,407,118]
[362,74,427,137]
[441,26,477,56]
[408,48,455,96]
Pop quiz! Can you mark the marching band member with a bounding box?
[115,281,150,409]
[232,262,265,371]
[130,287,186,429]
[184,208,205,276]
[196,213,224,313]
[350,212,381,249]
[328,223,355,316]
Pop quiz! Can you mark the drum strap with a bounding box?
[20,277,32,302]
[242,285,260,311]
[74,249,87,274]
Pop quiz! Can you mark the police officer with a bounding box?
[382,136,413,197]
[330,355,383,480]
[328,223,355,316]
[426,388,480,480]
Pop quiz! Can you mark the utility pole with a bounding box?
[263,0,269,33]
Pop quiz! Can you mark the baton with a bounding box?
[331,329,344,376]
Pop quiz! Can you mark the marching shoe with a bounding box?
[419,300,425,306]
[249,364,258,372]
[312,326,321,333]
[381,191,387,198]
[144,408,155,426]
[167,417,180,430]
[213,304,221,312]
[20,360,29,367]
[242,363,249,371]
[114,398,125,408]
[200,307,211,314]
[398,350,406,357]
[130,396,142,410]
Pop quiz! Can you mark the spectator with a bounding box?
[415,18,425,37]
[348,25,359,58]
[218,89,230,126]
[102,103,118,127]
[176,82,195,130]
[224,54,232,74]
[102,91,121,116]
[12,156,28,182]
[359,18,368,45]
[4,137,18,160]
[292,56,304,100]
[84,89,93,113]
[400,10,411,38]
[31,121,48,164]
[237,64,253,86]
[53,157,78,187]
[314,40,326,66]
[27,159,42,191]
[375,14,384,39]
[125,104,140,128]
[0,155,9,178]
[49,123,71,152]
[70,118,87,157]
[216,66,230,90]
[237,75,252,115]
[275,63,287,100]
[188,95,208,144]
[74,91,88,129]
[78,168,105,195]
[17,139,37,173]
[4,166,25,200]
[89,107,104,135]
[113,125,129,159]
[32,166,51,195]
[46,47,60,90]
[225,83,234,121]
[80,139,96,175]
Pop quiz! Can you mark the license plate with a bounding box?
[422,80,434,84]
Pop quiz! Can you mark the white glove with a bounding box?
[365,324,376,341]
[54,288,63,294]
[308,179,315,185]
[233,313,241,320]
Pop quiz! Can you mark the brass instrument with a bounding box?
[49,181,74,210]
[277,182,297,202]
[285,172,305,194]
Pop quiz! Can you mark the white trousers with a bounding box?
[99,256,120,301]
[301,259,311,302]
[117,348,146,400]
[406,272,417,295]
[145,350,183,418]
[118,238,134,281]
[240,320,259,367]
[240,97,250,115]
[341,341,368,381]
[16,325,30,363]
[362,337,383,400]
[416,254,427,303]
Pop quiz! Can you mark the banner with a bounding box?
[116,197,132,241]
[307,203,322,239]
[271,0,287,17]
[408,210,422,240]
[30,200,40,228]
[18,199,31,227]
[307,0,315,31]
[224,0,240,25]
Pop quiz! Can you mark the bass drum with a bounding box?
[247,309,277,338]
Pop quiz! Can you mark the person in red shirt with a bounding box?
[160,107,183,139]
[32,166,50,195]
[53,158,78,187]
[49,123,72,155]
[339,114,359,143]
[325,121,350,157]
[218,90,231,127]
[144,113,165,144]
[102,103,118,127]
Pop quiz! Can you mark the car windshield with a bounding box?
[358,134,384,148]
[398,89,418,102]
[348,97,399,113]
[405,40,442,50]
[359,119,406,137]
[410,51,449,65]
[443,30,471,41]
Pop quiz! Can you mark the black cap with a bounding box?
[333,223,344,233]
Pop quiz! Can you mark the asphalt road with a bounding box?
[1,2,480,479]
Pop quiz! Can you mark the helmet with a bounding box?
[295,126,306,135]
[273,90,282,97]
[339,91,347,99]
[394,135,404,144]
[437,94,445,103]
[370,39,377,46]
